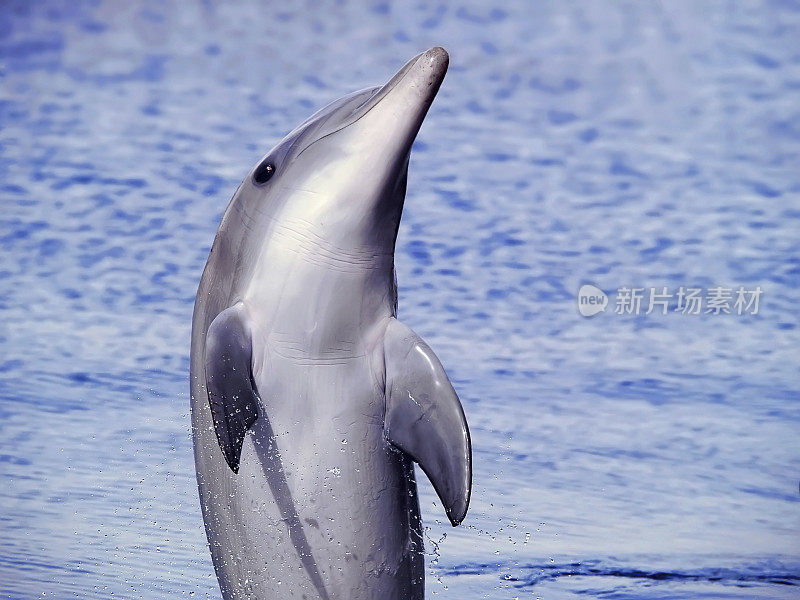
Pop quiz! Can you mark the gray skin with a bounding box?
[190,47,471,600]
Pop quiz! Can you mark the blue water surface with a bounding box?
[1,1,798,598]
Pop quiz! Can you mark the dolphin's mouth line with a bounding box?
[294,53,423,159]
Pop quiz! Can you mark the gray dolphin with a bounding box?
[190,47,471,600]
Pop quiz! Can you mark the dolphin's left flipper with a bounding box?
[205,303,260,474]
[383,318,472,526]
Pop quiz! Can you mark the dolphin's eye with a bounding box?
[253,161,276,185]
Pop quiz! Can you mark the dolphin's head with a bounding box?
[239,47,449,252]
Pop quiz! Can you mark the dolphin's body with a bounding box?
[190,47,471,600]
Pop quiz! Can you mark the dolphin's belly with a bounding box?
[195,346,423,600]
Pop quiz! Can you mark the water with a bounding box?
[1,1,798,598]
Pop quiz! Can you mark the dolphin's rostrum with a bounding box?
[190,47,471,599]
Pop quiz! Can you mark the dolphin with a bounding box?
[190,46,471,600]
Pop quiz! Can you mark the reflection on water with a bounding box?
[0,1,798,598]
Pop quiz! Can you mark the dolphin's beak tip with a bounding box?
[428,46,449,60]
[425,46,449,72]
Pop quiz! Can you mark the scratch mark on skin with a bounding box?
[271,348,367,366]
[268,332,366,365]
[407,391,422,408]
[284,218,387,257]
[272,224,389,272]
[251,416,331,600]
[281,185,320,195]
[293,251,375,274]
[271,333,357,355]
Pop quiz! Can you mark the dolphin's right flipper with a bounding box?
[204,303,259,473]
[382,318,472,526]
